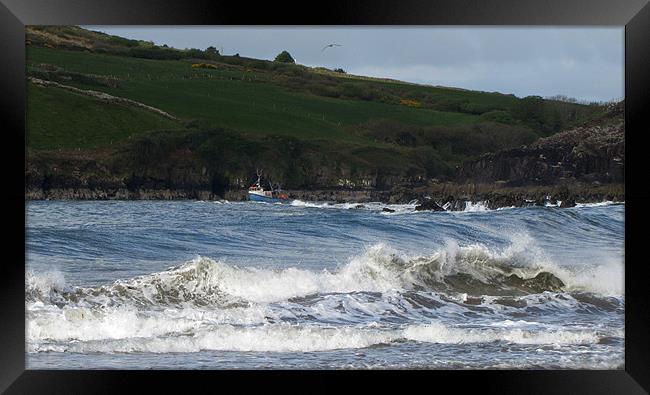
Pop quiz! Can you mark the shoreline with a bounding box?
[25,182,624,211]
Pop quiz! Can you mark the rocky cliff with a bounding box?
[26,103,624,208]
[456,103,624,186]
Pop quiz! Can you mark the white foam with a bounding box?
[26,237,623,355]
[559,260,625,296]
[26,270,67,301]
[26,233,623,312]
[290,199,344,209]
[291,199,419,214]
[463,201,489,212]
[26,232,624,355]
[574,201,622,208]
[27,304,270,344]
[28,320,605,353]
[403,322,600,345]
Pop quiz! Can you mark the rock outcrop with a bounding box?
[414,199,446,211]
[457,103,624,186]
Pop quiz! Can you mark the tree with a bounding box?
[513,96,545,123]
[274,50,295,64]
[205,46,220,58]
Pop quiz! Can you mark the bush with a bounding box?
[191,63,218,70]
[415,146,451,178]
[480,110,514,124]
[399,99,422,108]
[340,83,378,101]
[459,102,495,115]
[274,50,295,64]
[128,47,183,60]
[126,130,186,167]
[431,98,469,113]
[205,46,220,59]
[354,119,537,160]
[107,35,139,48]
[185,48,207,59]
[308,83,342,98]
[248,60,271,70]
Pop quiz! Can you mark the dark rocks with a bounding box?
[534,197,547,207]
[464,296,483,305]
[386,186,420,204]
[25,188,220,200]
[414,200,445,212]
[442,199,467,211]
[559,199,576,208]
[483,194,523,210]
[506,272,565,293]
[382,207,395,213]
[456,104,624,186]
[522,272,565,293]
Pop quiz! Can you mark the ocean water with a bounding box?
[25,200,625,369]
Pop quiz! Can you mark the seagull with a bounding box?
[321,43,342,52]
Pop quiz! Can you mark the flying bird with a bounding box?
[321,43,342,52]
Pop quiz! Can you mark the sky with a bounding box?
[84,26,624,102]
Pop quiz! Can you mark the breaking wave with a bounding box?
[285,198,624,213]
[25,200,624,368]
[290,199,420,214]
[29,321,612,354]
[27,236,624,355]
[290,199,489,214]
[26,237,623,310]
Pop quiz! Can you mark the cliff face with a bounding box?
[26,101,624,204]
[25,146,425,201]
[456,104,624,186]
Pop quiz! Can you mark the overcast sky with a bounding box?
[85,26,624,102]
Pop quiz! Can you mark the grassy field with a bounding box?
[27,47,482,147]
[27,83,181,150]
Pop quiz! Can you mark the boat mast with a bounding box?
[256,168,262,187]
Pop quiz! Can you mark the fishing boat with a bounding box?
[248,170,291,203]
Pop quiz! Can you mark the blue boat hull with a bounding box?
[248,193,291,204]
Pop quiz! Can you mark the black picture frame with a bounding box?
[2,0,649,393]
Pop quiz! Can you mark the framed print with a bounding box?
[1,0,649,392]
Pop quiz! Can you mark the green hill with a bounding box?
[26,25,607,194]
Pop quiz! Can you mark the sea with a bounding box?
[25,199,625,369]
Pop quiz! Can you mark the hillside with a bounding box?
[457,102,624,186]
[25,26,616,203]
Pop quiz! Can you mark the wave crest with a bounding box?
[26,237,622,311]
[29,320,611,354]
